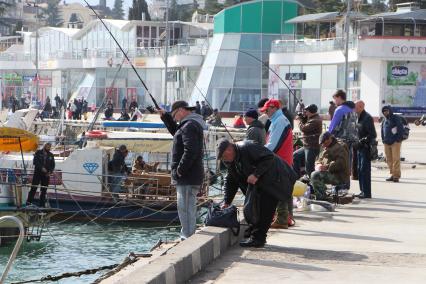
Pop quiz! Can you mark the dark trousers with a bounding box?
[251,191,279,243]
[293,147,320,178]
[27,172,49,207]
[357,147,371,198]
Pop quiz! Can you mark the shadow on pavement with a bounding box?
[240,257,330,271]
[343,206,410,213]
[282,229,400,243]
[263,245,368,263]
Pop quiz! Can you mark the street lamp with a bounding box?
[26,1,47,106]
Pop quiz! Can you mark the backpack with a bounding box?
[332,111,359,144]
[394,114,410,141]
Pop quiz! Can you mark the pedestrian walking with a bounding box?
[355,100,377,198]
[160,100,206,240]
[381,105,404,182]
[27,143,55,207]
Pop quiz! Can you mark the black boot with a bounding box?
[239,238,265,248]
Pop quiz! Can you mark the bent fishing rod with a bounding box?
[222,48,301,105]
[82,0,160,110]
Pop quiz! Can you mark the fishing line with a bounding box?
[82,0,160,110]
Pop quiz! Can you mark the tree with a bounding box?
[128,0,151,21]
[204,0,224,15]
[112,0,124,20]
[168,0,179,21]
[42,0,63,27]
[308,0,344,13]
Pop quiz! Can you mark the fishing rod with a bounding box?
[82,0,160,110]
[188,74,236,141]
[222,48,301,105]
[87,55,127,132]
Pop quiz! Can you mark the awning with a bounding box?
[0,127,39,152]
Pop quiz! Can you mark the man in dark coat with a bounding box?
[160,100,206,240]
[27,143,55,207]
[355,100,377,198]
[219,139,297,248]
[108,145,130,198]
[381,105,404,182]
[243,108,266,145]
[293,104,323,177]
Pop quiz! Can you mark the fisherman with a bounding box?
[243,108,266,145]
[159,100,206,240]
[108,145,130,199]
[207,108,223,127]
[218,138,297,247]
[132,156,160,173]
[27,143,55,207]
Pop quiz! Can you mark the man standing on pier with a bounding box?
[218,139,297,247]
[159,101,207,240]
[27,143,55,207]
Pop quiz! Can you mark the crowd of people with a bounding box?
[25,90,406,249]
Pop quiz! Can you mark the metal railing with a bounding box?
[0,216,25,283]
[271,36,359,53]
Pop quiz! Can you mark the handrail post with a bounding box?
[0,216,25,283]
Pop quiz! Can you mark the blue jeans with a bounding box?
[293,147,320,178]
[177,185,199,240]
[357,147,371,198]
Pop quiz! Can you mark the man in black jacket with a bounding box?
[355,101,377,198]
[27,143,55,207]
[108,145,130,199]
[218,139,297,248]
[160,100,206,240]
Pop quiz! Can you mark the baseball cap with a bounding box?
[216,138,231,159]
[171,100,196,113]
[304,104,318,114]
[259,99,280,113]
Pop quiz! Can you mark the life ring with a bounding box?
[87,130,108,139]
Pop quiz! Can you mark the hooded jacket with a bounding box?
[246,119,266,145]
[381,105,403,145]
[161,112,207,185]
[223,141,297,205]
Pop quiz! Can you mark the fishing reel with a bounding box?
[146,105,156,114]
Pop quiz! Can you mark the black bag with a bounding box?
[243,184,261,226]
[369,139,379,161]
[205,203,240,236]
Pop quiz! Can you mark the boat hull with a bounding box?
[44,193,179,222]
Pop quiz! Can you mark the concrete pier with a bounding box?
[99,126,426,283]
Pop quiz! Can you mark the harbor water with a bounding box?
[0,221,180,283]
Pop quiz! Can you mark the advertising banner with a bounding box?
[385,61,426,115]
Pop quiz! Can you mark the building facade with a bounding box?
[0,19,212,110]
[191,0,302,111]
[269,4,426,117]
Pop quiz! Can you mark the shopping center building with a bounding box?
[270,2,426,117]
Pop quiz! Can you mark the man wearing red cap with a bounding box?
[260,99,294,229]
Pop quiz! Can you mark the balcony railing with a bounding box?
[271,37,358,53]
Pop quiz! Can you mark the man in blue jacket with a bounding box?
[381,105,404,182]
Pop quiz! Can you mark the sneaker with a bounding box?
[270,221,288,229]
[385,176,394,182]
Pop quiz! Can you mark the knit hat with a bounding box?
[244,108,258,120]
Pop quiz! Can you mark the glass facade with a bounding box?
[193,0,299,111]
[269,62,361,113]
